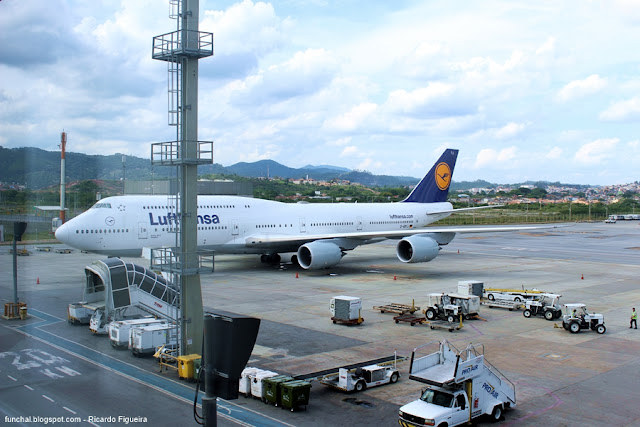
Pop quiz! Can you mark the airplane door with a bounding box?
[138,222,148,239]
[357,216,363,231]
[232,220,239,236]
[299,218,306,233]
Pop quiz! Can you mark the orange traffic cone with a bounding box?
[37,277,40,284]
[581,274,584,280]
[393,275,397,281]
[295,272,299,278]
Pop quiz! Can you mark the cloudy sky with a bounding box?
[1,0,639,185]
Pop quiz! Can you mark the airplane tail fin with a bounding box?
[402,149,458,203]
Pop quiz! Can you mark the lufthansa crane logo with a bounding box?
[435,162,451,190]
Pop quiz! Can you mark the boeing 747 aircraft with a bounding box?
[55,149,552,269]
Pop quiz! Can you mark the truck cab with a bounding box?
[399,387,470,427]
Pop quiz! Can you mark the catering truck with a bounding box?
[398,340,515,427]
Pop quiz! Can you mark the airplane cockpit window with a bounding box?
[92,202,112,209]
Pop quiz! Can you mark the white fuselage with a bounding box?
[54,195,452,257]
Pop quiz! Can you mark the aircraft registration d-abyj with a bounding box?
[55,148,554,270]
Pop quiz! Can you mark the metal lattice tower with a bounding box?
[151,0,214,355]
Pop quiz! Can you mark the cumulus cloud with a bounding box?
[546,147,563,159]
[599,97,640,121]
[474,147,517,168]
[323,103,378,132]
[494,122,526,139]
[574,139,619,164]
[557,74,607,102]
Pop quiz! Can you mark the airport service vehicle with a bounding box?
[424,293,480,322]
[561,304,606,334]
[522,293,562,321]
[130,323,178,356]
[399,340,515,427]
[319,364,399,392]
[108,317,168,348]
[604,216,616,223]
[54,149,559,271]
[483,288,543,303]
[67,302,101,325]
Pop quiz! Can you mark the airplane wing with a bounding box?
[244,223,570,247]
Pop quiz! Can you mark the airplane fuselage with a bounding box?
[54,195,453,257]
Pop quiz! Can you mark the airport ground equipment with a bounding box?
[263,375,295,406]
[482,299,523,311]
[80,258,181,334]
[394,314,428,326]
[428,320,462,332]
[522,293,562,321]
[374,301,420,315]
[280,380,312,411]
[319,364,400,392]
[177,354,202,381]
[67,302,100,325]
[424,293,480,322]
[54,248,73,254]
[457,280,484,297]
[130,323,178,357]
[560,303,606,334]
[399,340,515,427]
[36,246,52,252]
[108,317,168,348]
[483,287,544,302]
[331,295,363,325]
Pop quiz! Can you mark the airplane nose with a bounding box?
[55,223,69,243]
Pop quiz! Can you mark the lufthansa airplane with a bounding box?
[54,149,551,269]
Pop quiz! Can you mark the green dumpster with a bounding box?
[262,375,294,406]
[280,380,312,411]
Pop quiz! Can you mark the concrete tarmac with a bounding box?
[1,221,639,426]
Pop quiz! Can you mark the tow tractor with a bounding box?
[319,363,400,392]
[399,340,515,427]
[424,293,480,322]
[560,303,606,334]
[522,293,562,321]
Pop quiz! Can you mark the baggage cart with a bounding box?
[280,380,312,411]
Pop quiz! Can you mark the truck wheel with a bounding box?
[544,310,554,321]
[390,372,399,383]
[426,308,436,320]
[514,297,522,303]
[491,405,502,421]
[569,321,581,333]
[488,294,495,301]
[447,315,455,323]
[596,324,606,334]
[523,309,532,318]
[355,381,366,392]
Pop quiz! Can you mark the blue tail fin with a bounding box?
[402,149,458,203]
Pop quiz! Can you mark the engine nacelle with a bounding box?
[396,235,440,263]
[297,241,344,270]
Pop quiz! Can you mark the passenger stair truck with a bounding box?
[399,340,515,427]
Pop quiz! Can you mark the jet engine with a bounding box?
[396,235,440,263]
[297,241,344,269]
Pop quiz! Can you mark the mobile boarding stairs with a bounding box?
[409,340,516,407]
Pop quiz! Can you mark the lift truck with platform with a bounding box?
[398,340,515,427]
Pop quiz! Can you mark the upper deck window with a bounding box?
[92,202,112,209]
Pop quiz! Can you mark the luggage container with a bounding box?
[280,380,312,411]
[108,317,168,348]
[330,296,361,320]
[130,323,178,357]
[177,354,202,381]
[263,375,295,406]
[251,370,278,400]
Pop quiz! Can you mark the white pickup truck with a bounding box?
[399,340,515,427]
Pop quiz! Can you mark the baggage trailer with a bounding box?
[393,314,427,326]
[481,300,524,311]
[373,301,420,315]
[428,320,462,332]
[399,340,515,427]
